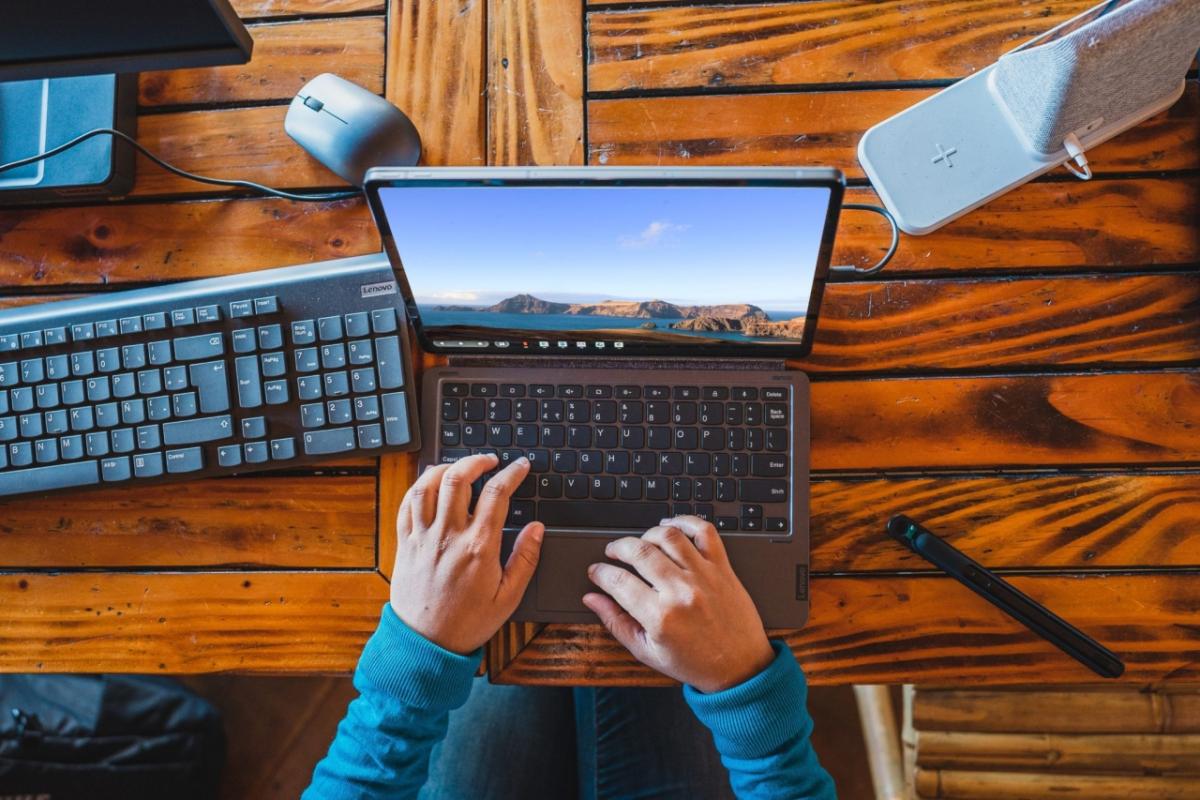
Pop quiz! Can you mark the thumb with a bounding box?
[498,522,544,607]
[583,592,647,658]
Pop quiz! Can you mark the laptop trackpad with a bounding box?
[536,536,611,612]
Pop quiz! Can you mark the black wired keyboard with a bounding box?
[0,254,419,499]
[422,367,801,535]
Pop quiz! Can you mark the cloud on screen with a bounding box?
[618,220,690,249]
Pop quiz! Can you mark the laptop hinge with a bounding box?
[445,355,791,371]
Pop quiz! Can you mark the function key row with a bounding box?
[0,299,278,353]
[289,308,398,345]
[441,382,788,402]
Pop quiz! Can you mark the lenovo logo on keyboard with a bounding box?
[360,280,398,298]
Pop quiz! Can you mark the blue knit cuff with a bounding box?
[683,640,810,760]
[353,604,483,713]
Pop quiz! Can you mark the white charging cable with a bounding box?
[1063,133,1093,180]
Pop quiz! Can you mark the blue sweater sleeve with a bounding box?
[684,641,837,800]
[302,605,481,800]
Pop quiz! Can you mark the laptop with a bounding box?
[364,167,844,627]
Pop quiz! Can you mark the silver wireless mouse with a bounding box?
[285,73,421,186]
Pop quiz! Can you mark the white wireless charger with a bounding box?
[858,0,1200,235]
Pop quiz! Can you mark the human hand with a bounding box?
[583,515,775,693]
[390,453,545,654]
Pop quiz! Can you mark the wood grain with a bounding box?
[231,0,384,18]
[0,197,376,288]
[811,372,1200,471]
[811,473,1200,572]
[139,17,386,107]
[913,768,1200,799]
[914,730,1200,773]
[915,687,1200,733]
[387,0,487,166]
[587,0,1099,92]
[493,574,1200,685]
[0,572,389,673]
[0,477,376,570]
[587,82,1200,176]
[130,106,344,197]
[803,273,1200,373]
[488,0,585,165]
[832,179,1200,275]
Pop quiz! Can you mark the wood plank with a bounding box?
[0,197,377,288]
[0,477,376,570]
[811,473,1200,572]
[231,0,384,18]
[914,730,1200,774]
[139,17,386,107]
[587,83,1200,176]
[811,372,1200,472]
[492,574,1200,686]
[0,572,389,673]
[130,106,344,197]
[488,0,585,165]
[2,178,1192,285]
[913,768,1200,799]
[803,273,1200,373]
[387,0,487,166]
[914,688,1200,734]
[832,179,1200,276]
[587,0,1099,92]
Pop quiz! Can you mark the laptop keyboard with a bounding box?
[435,379,794,533]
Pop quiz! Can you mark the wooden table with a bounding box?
[1,0,1197,686]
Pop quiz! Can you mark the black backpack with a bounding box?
[0,675,224,800]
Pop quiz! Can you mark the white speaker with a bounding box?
[858,0,1200,235]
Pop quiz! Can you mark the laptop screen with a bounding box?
[372,173,841,357]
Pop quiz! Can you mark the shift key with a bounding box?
[163,414,234,446]
[174,333,224,361]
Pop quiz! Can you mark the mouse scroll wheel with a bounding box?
[303,96,325,112]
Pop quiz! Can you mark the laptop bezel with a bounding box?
[364,166,845,360]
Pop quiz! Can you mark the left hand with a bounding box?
[390,454,545,654]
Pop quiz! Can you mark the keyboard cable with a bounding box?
[0,126,360,202]
[828,202,900,278]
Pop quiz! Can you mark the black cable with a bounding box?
[0,127,360,202]
[829,202,900,278]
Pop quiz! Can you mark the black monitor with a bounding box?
[0,0,253,81]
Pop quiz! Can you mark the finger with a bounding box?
[641,525,702,570]
[409,463,451,531]
[497,522,545,608]
[660,515,728,564]
[604,536,682,590]
[587,562,657,622]
[471,457,531,542]
[435,454,499,531]
[583,592,647,656]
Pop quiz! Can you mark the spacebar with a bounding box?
[537,501,671,530]
[0,460,99,495]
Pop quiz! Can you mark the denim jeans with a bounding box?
[420,680,736,800]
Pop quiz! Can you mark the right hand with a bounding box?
[583,515,776,693]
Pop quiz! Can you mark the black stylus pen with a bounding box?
[888,515,1125,679]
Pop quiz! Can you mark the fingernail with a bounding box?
[587,563,599,577]
[516,456,529,466]
[532,523,544,542]
[659,518,674,525]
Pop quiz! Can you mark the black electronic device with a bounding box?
[0,0,253,81]
[888,515,1125,679]
[366,166,844,627]
[0,254,420,500]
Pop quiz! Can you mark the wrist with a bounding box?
[697,636,776,693]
